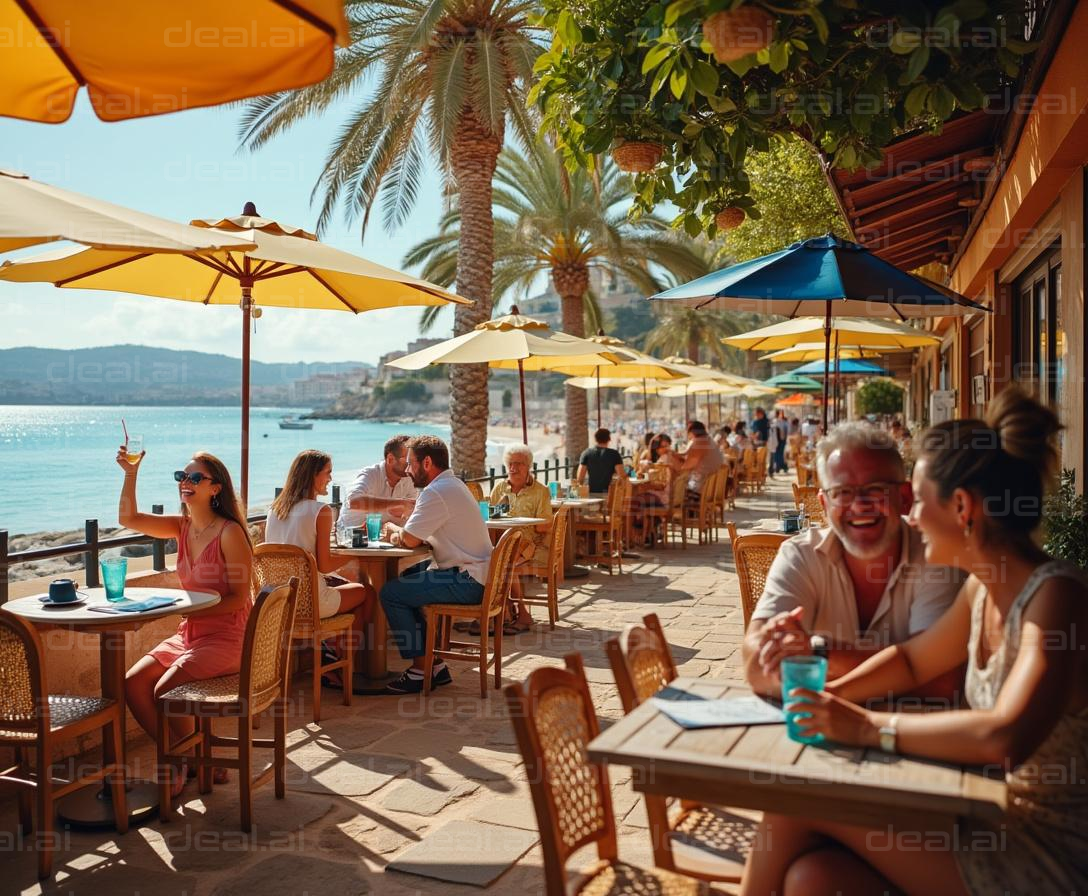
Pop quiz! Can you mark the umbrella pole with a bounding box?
[642,378,649,432]
[834,330,841,425]
[717,394,722,428]
[821,300,831,434]
[240,285,253,506]
[518,358,528,444]
[596,366,602,430]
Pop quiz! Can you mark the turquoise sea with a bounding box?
[0,405,452,535]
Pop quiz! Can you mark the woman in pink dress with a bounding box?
[116,448,253,796]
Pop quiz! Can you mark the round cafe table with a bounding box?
[4,586,219,828]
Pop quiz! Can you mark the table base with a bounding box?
[563,564,592,579]
[58,779,159,829]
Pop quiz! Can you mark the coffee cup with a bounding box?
[48,579,79,603]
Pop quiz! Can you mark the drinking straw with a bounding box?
[121,417,129,446]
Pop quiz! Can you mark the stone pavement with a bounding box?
[1,479,796,895]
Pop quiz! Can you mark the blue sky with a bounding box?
[0,94,464,365]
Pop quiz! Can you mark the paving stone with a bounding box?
[213,854,370,896]
[287,745,415,796]
[46,862,199,896]
[387,819,538,888]
[381,775,480,816]
[469,795,540,831]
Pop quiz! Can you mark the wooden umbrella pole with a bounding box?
[596,366,602,430]
[240,283,253,506]
[642,378,649,432]
[518,358,528,444]
[833,329,841,425]
[821,300,831,434]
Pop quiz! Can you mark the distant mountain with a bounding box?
[0,345,372,406]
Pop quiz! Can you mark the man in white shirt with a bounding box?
[742,423,964,701]
[338,434,418,530]
[379,435,494,694]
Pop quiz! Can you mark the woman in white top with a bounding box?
[266,450,374,687]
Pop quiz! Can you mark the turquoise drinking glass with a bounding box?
[366,513,382,544]
[781,655,828,745]
[548,481,559,499]
[100,557,128,602]
[478,500,489,522]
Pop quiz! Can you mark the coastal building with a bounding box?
[379,337,446,381]
[826,0,1087,483]
[291,368,369,405]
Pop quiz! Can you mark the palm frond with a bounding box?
[470,33,507,136]
[428,39,469,161]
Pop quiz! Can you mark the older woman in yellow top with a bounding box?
[489,443,551,633]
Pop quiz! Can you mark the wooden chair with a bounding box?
[465,480,485,502]
[694,470,720,545]
[726,522,788,629]
[422,528,524,698]
[253,543,353,723]
[736,448,759,496]
[663,472,690,549]
[157,578,299,832]
[576,476,629,574]
[520,506,569,629]
[605,614,756,882]
[792,482,826,526]
[504,653,719,896]
[0,610,128,878]
[640,470,676,549]
[753,446,769,493]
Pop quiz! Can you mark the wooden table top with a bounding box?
[589,677,1007,830]
[485,516,547,529]
[551,497,603,509]
[4,586,219,629]
[332,544,431,559]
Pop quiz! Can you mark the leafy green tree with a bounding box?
[608,302,658,348]
[531,0,1033,233]
[405,138,707,457]
[238,1,543,476]
[855,379,904,415]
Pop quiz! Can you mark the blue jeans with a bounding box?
[771,442,787,473]
[379,562,485,660]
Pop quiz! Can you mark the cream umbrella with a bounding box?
[1,1,349,123]
[0,202,469,500]
[759,342,891,363]
[386,311,621,443]
[0,168,256,253]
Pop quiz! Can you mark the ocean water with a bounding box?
[0,405,453,535]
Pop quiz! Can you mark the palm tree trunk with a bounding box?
[688,336,700,365]
[449,113,502,478]
[553,262,590,462]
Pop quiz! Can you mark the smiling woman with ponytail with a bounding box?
[740,388,1088,896]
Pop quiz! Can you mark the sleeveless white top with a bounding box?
[264,499,323,556]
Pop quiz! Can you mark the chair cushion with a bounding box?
[0,695,115,741]
[575,859,722,895]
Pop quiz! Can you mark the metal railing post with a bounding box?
[488,466,496,490]
[152,505,166,571]
[331,484,341,519]
[84,519,100,587]
[0,529,8,605]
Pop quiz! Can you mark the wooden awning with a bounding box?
[826,111,1001,272]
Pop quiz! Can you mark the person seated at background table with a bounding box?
[741,388,1088,896]
[379,436,493,694]
[116,448,253,797]
[338,434,417,531]
[714,424,733,456]
[672,420,724,506]
[742,422,964,700]
[488,443,550,634]
[632,432,654,470]
[576,427,625,496]
[728,421,752,451]
[266,450,375,686]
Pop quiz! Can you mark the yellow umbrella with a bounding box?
[759,342,891,363]
[387,311,621,443]
[0,168,257,253]
[0,202,468,500]
[723,316,941,351]
[1,1,349,123]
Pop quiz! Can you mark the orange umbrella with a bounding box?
[1,1,349,123]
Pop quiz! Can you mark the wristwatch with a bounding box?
[878,714,899,754]
[809,634,829,660]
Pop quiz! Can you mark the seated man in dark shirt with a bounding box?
[576,428,625,495]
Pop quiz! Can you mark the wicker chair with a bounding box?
[735,448,758,496]
[576,476,629,574]
[640,471,678,549]
[792,482,826,526]
[252,543,353,723]
[465,480,485,503]
[726,522,788,629]
[605,614,756,882]
[0,610,128,878]
[157,578,299,832]
[694,470,720,545]
[520,506,569,629]
[753,446,769,492]
[504,653,719,896]
[421,528,524,698]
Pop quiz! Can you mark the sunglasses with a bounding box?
[174,471,215,485]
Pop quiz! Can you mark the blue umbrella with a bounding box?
[789,358,894,377]
[652,233,989,428]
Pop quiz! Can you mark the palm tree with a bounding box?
[404,139,708,458]
[644,307,752,372]
[237,0,542,476]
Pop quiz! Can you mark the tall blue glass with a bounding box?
[478,500,490,522]
[366,513,382,544]
[100,557,128,602]
[548,480,559,499]
[781,656,828,744]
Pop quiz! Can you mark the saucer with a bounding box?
[39,597,87,609]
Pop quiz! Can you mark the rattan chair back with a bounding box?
[239,578,300,711]
[465,480,485,503]
[726,523,788,629]
[548,505,569,578]
[253,543,320,629]
[483,528,525,617]
[504,653,616,893]
[606,613,677,713]
[792,483,826,524]
[0,610,46,739]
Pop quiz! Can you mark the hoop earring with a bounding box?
[211,494,221,511]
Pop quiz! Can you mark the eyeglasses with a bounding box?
[821,481,905,506]
[174,471,215,485]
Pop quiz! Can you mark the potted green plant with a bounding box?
[1043,470,1088,568]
